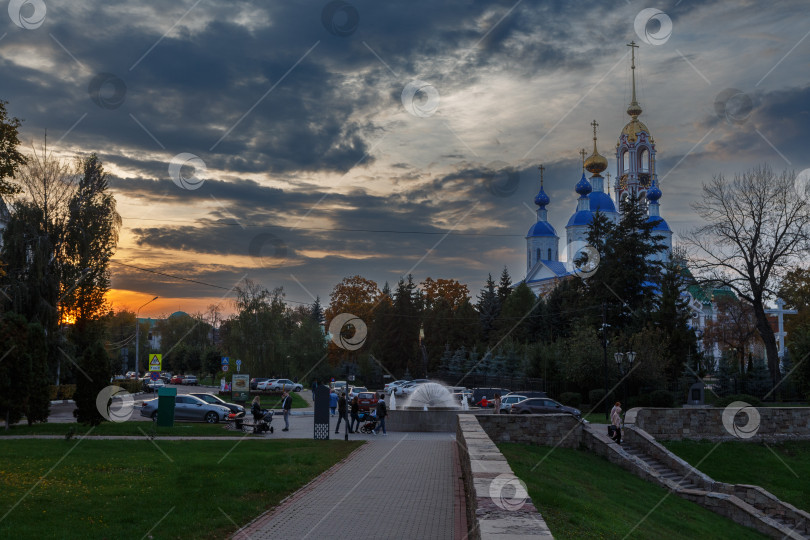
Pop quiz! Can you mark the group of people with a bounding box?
[329,389,388,435]
[251,391,293,431]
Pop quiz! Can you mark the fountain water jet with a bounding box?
[403,382,460,410]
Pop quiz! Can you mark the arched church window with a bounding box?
[536,248,541,262]
[622,150,630,172]
[639,148,649,172]
[548,248,552,260]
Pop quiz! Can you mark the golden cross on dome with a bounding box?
[538,164,545,187]
[579,148,587,171]
[591,119,599,139]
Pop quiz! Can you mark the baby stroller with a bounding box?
[358,410,378,434]
[239,409,274,434]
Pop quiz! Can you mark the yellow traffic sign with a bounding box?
[149,354,162,372]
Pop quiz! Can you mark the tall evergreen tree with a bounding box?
[477,274,500,343]
[74,341,111,425]
[497,267,512,306]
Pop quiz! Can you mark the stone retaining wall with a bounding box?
[386,409,462,432]
[626,407,810,441]
[475,413,583,447]
[456,414,554,539]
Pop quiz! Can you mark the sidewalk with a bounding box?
[236,432,465,539]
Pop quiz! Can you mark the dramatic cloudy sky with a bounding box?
[2,0,808,317]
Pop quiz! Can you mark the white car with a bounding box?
[385,380,408,393]
[348,386,368,399]
[500,394,527,413]
[269,379,303,392]
[397,380,429,396]
[256,379,278,391]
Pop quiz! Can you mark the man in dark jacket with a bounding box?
[373,394,387,435]
[336,392,348,434]
[281,391,292,431]
[349,396,359,433]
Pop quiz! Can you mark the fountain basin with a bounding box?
[386,409,482,432]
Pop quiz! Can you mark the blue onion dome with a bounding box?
[575,172,592,196]
[534,186,550,208]
[646,182,662,202]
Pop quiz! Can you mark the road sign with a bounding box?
[221,357,229,365]
[150,371,160,381]
[149,354,162,372]
[222,365,229,372]
[236,359,242,373]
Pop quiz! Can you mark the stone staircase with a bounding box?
[612,429,810,539]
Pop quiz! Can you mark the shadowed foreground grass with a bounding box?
[0,439,361,539]
[499,443,766,540]
[665,439,810,512]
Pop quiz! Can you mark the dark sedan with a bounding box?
[510,398,581,418]
[189,393,245,415]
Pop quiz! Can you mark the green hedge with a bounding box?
[713,394,763,408]
[559,392,582,407]
[49,385,76,400]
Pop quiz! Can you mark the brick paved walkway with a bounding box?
[236,432,462,540]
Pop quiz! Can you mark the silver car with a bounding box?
[139,394,231,423]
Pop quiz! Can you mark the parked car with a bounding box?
[385,380,409,393]
[182,375,198,386]
[250,377,271,390]
[140,394,231,423]
[189,392,245,415]
[170,375,184,385]
[125,371,138,380]
[357,392,379,411]
[510,398,581,418]
[505,391,548,400]
[348,386,368,400]
[500,394,527,413]
[449,386,472,404]
[142,379,166,392]
[268,379,302,392]
[396,379,429,396]
[256,379,278,391]
[331,380,348,394]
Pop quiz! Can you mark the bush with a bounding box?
[113,380,142,395]
[559,392,582,407]
[648,390,676,407]
[50,385,77,401]
[588,388,614,408]
[714,394,763,408]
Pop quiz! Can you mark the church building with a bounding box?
[523,42,673,296]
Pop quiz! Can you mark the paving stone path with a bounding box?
[236,432,464,540]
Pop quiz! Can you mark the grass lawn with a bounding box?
[499,443,766,540]
[0,422,254,437]
[664,440,810,512]
[0,438,361,539]
[222,392,309,409]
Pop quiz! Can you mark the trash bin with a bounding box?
[157,387,177,427]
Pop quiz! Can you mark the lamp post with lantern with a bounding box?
[614,350,636,405]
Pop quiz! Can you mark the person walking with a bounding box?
[281,391,292,431]
[336,392,348,434]
[349,395,360,433]
[610,401,623,444]
[311,378,318,394]
[329,388,338,416]
[493,393,502,415]
[373,394,387,435]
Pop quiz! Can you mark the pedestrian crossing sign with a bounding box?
[149,354,162,372]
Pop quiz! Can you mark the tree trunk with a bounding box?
[753,301,780,391]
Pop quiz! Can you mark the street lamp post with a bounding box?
[135,296,159,379]
[614,350,635,404]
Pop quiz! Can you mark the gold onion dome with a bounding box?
[621,117,650,143]
[585,120,608,174]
